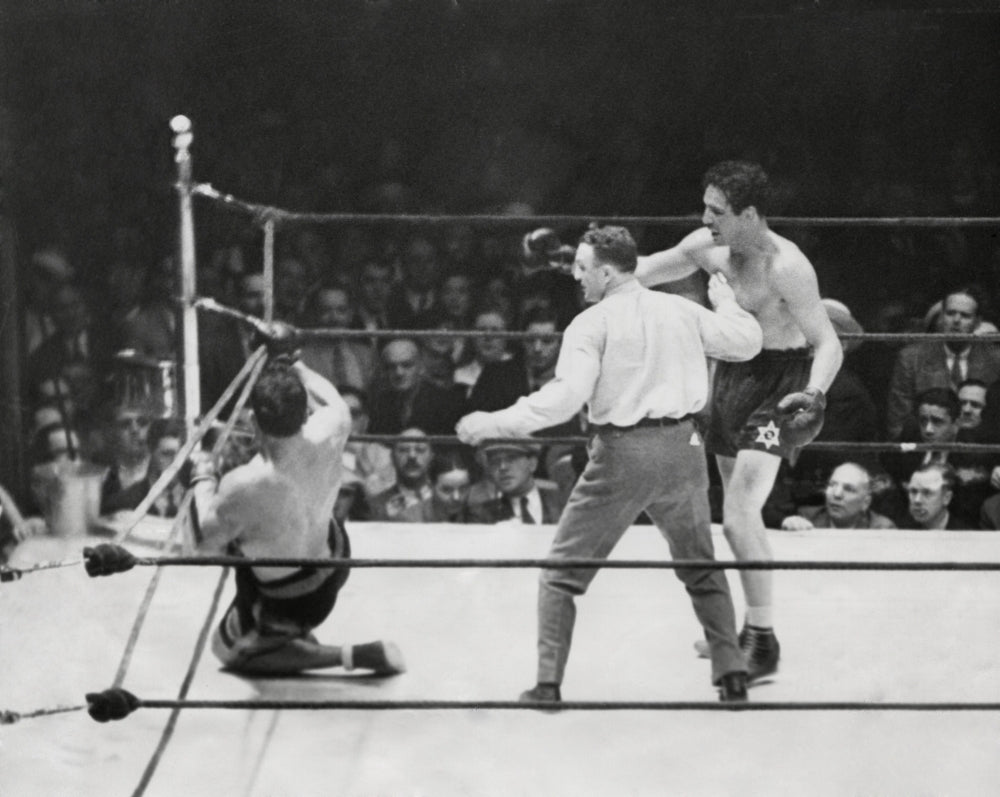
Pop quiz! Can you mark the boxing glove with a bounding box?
[521,228,563,270]
[776,386,826,448]
[251,320,302,360]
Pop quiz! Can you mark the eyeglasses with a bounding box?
[116,416,150,430]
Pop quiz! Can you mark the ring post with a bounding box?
[171,115,201,433]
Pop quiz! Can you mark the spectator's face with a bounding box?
[433,468,471,517]
[440,275,472,321]
[941,293,978,335]
[151,434,181,478]
[906,470,951,528]
[238,274,267,318]
[359,262,393,309]
[473,311,508,364]
[276,257,311,315]
[314,288,354,328]
[957,385,987,429]
[112,409,151,461]
[824,464,872,526]
[524,321,560,374]
[382,341,421,392]
[484,448,537,496]
[917,403,958,443]
[392,435,432,486]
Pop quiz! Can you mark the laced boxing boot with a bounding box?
[345,641,406,675]
[740,624,780,681]
[717,671,749,702]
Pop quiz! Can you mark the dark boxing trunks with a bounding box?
[704,348,812,461]
[224,518,351,641]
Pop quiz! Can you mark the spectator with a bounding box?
[885,286,1000,440]
[367,337,465,435]
[23,244,75,356]
[904,463,975,530]
[99,402,154,516]
[0,482,48,563]
[427,449,473,523]
[120,255,177,361]
[274,254,315,323]
[368,428,435,522]
[468,441,564,525]
[354,258,394,333]
[340,387,395,500]
[386,235,442,330]
[299,282,376,394]
[957,378,989,432]
[148,418,186,518]
[780,462,896,531]
[454,304,513,398]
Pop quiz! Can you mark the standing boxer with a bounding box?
[636,160,843,679]
[458,225,762,703]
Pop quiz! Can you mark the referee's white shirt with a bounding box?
[484,278,762,437]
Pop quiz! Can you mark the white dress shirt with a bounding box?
[480,278,761,437]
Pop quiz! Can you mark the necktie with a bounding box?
[497,496,515,521]
[950,355,963,389]
[520,495,536,524]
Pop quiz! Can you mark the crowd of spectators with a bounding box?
[7,207,1000,566]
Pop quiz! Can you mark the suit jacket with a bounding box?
[467,479,565,525]
[886,341,1000,440]
[368,483,434,523]
[367,381,467,435]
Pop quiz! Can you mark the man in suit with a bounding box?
[367,428,435,523]
[905,462,976,530]
[367,338,465,435]
[468,441,564,525]
[885,286,1000,440]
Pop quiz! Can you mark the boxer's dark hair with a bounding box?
[703,160,771,216]
[251,360,308,437]
[579,225,637,273]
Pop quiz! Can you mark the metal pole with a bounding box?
[170,115,200,434]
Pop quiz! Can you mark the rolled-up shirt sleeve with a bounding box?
[695,298,763,362]
[485,317,601,437]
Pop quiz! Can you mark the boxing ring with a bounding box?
[3,117,1000,796]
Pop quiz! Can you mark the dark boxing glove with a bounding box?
[251,320,302,360]
[521,228,563,270]
[776,386,826,448]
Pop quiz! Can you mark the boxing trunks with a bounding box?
[219,518,351,645]
[704,348,812,461]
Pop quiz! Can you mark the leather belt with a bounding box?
[593,415,692,432]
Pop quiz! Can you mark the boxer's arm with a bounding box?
[636,228,709,288]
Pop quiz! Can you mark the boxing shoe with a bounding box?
[347,641,406,675]
[519,683,562,712]
[717,671,748,703]
[740,625,780,682]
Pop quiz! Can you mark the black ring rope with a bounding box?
[191,184,1000,229]
[84,551,1000,574]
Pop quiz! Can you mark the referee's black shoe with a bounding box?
[519,683,562,712]
[717,671,749,702]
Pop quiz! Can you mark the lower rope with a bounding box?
[83,692,1000,716]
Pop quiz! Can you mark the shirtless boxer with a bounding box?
[635,160,843,679]
[190,325,405,676]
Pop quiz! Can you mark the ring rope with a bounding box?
[83,689,1000,719]
[191,183,1000,229]
[81,549,1000,575]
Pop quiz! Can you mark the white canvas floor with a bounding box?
[2,522,999,797]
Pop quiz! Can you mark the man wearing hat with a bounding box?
[468,440,564,525]
[457,225,763,704]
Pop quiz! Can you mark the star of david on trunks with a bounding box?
[755,420,781,450]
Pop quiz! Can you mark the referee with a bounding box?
[456,225,763,703]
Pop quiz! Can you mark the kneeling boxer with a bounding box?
[191,326,404,676]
